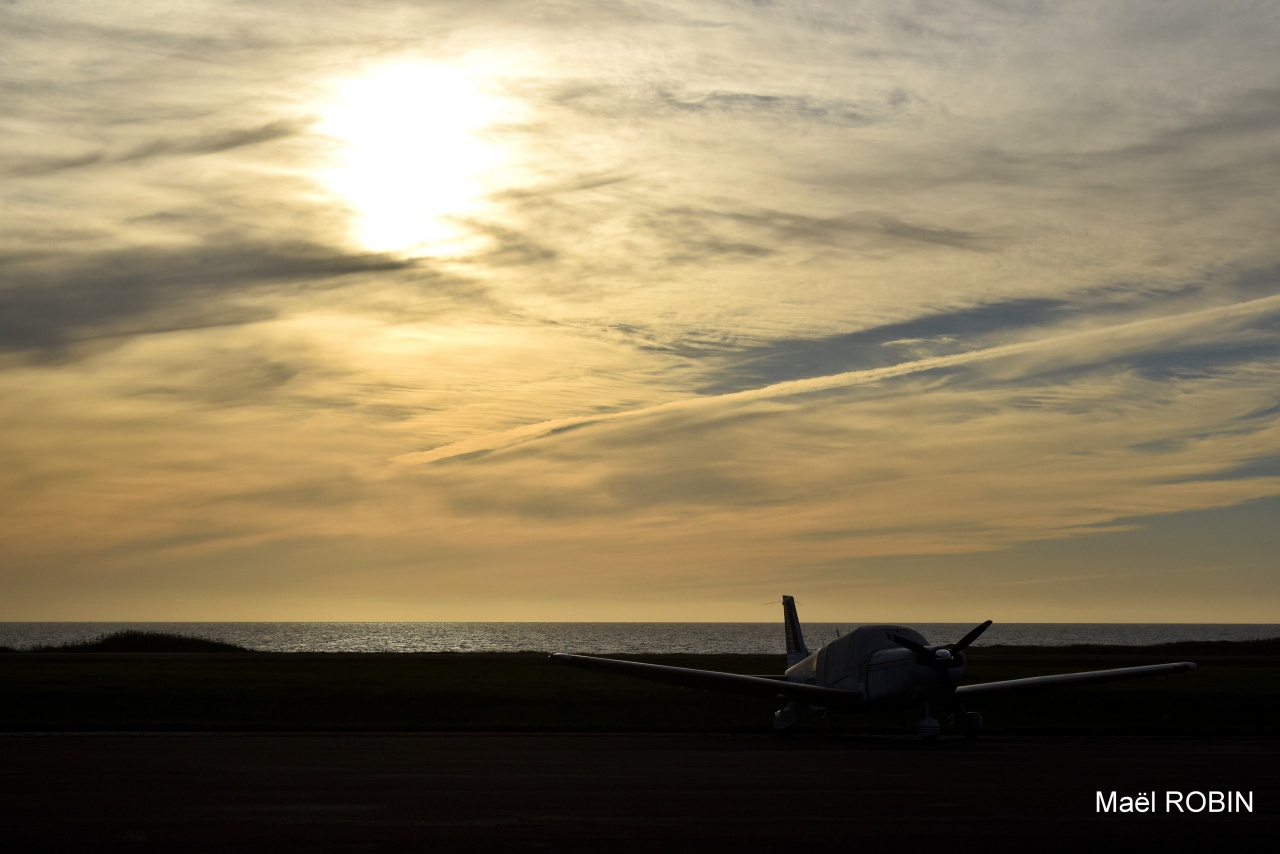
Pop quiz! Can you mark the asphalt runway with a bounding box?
[3,734,1276,851]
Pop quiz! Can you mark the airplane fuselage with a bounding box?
[782,625,962,704]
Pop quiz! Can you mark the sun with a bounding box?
[315,61,511,256]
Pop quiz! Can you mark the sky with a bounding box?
[2,0,1279,622]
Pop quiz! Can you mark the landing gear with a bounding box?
[957,711,984,739]
[773,702,799,732]
[916,703,940,739]
[951,701,983,739]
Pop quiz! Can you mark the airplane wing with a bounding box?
[549,653,863,707]
[954,661,1196,698]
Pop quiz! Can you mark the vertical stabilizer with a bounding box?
[782,595,810,667]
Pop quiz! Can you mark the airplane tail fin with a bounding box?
[782,595,809,666]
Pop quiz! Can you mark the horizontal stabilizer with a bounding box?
[549,653,863,707]
[955,661,1196,697]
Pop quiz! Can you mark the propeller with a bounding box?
[889,633,934,661]
[948,620,992,654]
[892,620,992,671]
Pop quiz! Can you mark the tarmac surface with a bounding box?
[3,733,1276,850]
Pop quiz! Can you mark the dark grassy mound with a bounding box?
[23,630,252,654]
[3,647,1277,734]
[2,636,1276,733]
[980,637,1280,656]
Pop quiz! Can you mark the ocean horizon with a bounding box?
[2,622,1277,654]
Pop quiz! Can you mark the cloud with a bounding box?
[4,0,1280,619]
[549,79,902,127]
[400,345,1280,561]
[396,289,1280,465]
[6,120,305,178]
[0,239,412,358]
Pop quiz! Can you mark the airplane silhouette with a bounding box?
[550,596,1196,736]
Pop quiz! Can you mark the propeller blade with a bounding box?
[951,620,993,653]
[890,634,933,660]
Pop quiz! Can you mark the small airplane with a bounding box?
[550,596,1196,736]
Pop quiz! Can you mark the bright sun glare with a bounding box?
[316,61,509,256]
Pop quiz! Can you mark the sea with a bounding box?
[0,622,1276,654]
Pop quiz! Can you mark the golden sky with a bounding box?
[2,1,1279,621]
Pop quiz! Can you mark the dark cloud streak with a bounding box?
[548,80,907,127]
[0,239,412,358]
[695,295,1065,395]
[5,120,306,177]
[695,272,1280,394]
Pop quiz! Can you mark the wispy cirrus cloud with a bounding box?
[397,289,1280,463]
[4,120,305,178]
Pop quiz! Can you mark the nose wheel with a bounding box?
[916,703,940,738]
